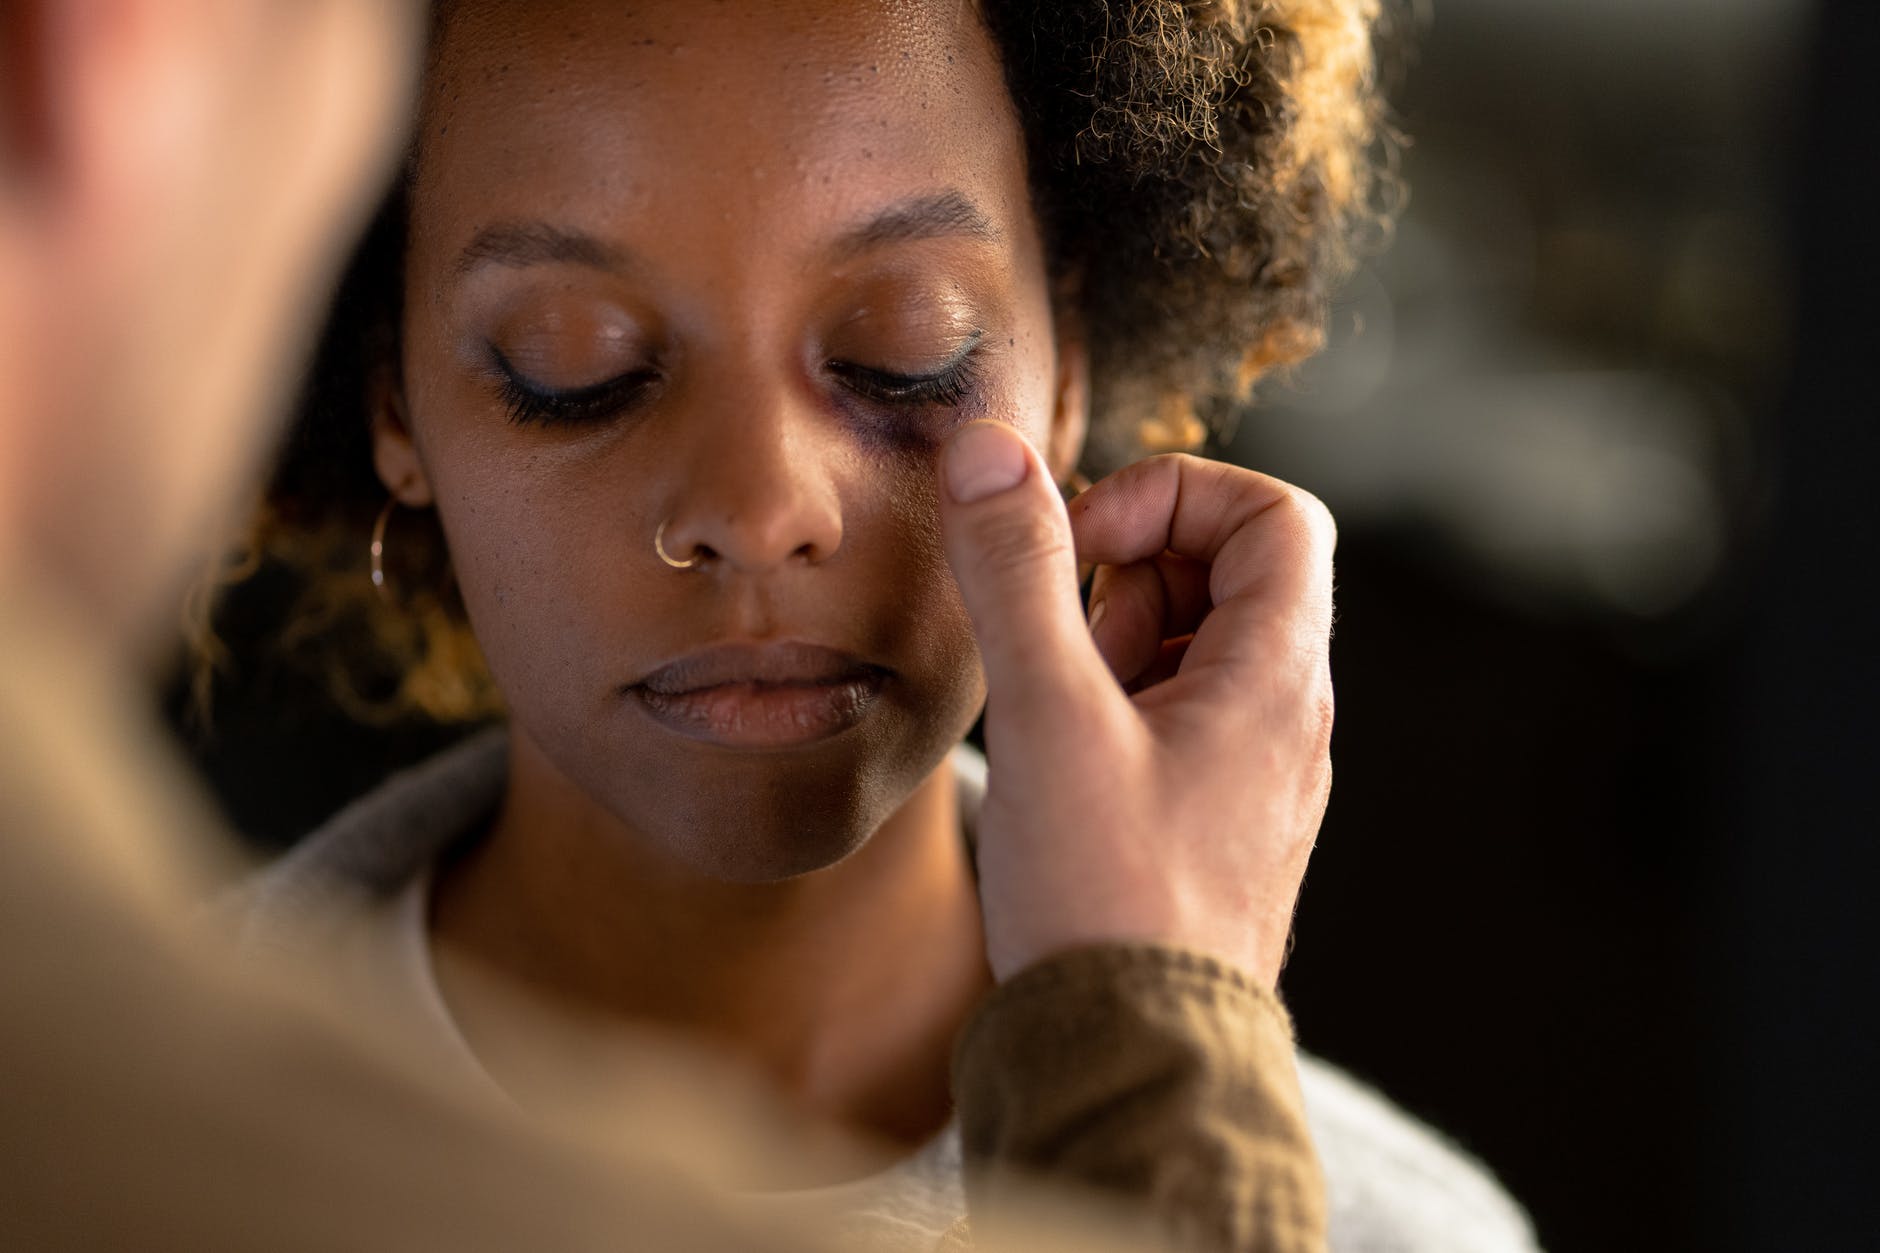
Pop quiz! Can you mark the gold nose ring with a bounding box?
[653,518,700,569]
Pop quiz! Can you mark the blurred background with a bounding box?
[167,1,1877,1248]
[1235,1,1876,1249]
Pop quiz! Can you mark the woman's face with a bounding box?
[376,0,1082,880]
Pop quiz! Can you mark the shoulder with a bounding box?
[216,725,510,959]
[1296,1053,1541,1253]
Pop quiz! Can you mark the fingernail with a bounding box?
[1087,597,1108,637]
[944,422,1030,503]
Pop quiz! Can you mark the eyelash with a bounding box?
[488,337,984,428]
[825,343,983,411]
[492,348,660,428]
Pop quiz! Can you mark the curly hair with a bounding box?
[203,0,1398,726]
[984,0,1393,463]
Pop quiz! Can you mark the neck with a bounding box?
[429,726,991,1149]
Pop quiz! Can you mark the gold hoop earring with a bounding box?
[370,498,397,602]
[653,518,700,570]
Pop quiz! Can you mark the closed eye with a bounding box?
[827,335,984,409]
[491,347,661,427]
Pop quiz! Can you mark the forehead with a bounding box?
[414,0,1028,268]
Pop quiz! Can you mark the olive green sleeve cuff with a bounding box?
[951,944,1328,1253]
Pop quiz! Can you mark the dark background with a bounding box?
[167,2,1879,1248]
[1254,3,1877,1249]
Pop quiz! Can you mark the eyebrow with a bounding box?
[455,222,628,277]
[453,189,1000,280]
[831,190,1001,256]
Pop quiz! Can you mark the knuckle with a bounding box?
[1257,488,1338,594]
[1272,483,1337,549]
[970,507,1071,581]
[1294,488,1338,548]
[1308,683,1336,752]
[1103,559,1159,615]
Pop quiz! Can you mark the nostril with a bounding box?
[660,495,843,572]
[655,519,710,570]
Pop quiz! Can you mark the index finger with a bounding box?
[1069,454,1336,694]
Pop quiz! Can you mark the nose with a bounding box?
[652,373,844,574]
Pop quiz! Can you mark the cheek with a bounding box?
[1007,338,1063,450]
[867,452,987,706]
[422,438,654,712]
[403,341,650,667]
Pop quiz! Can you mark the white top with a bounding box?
[357,860,965,1251]
[231,727,1541,1252]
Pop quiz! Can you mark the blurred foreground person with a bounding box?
[1,3,1333,1251]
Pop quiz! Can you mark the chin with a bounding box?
[619,734,933,884]
[671,811,878,884]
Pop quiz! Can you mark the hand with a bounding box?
[937,420,1336,989]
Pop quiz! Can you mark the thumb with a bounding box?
[937,421,1107,730]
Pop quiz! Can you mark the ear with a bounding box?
[1044,302,1090,486]
[369,368,435,507]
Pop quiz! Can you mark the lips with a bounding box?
[628,641,890,749]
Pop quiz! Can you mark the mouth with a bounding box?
[627,641,891,750]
